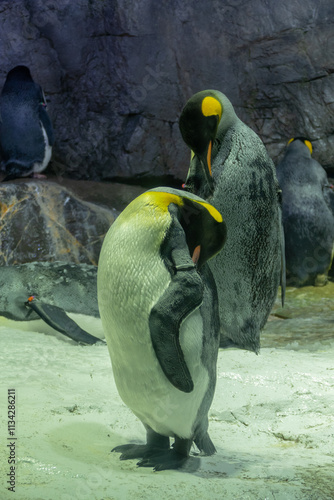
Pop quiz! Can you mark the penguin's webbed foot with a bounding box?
[137,448,188,471]
[112,433,169,461]
[32,172,47,179]
[112,443,160,460]
[137,436,192,471]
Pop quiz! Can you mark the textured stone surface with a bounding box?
[262,282,334,349]
[0,181,115,265]
[0,0,333,182]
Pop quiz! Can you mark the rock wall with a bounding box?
[0,0,333,182]
[0,181,115,265]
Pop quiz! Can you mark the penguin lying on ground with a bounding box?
[97,187,226,471]
[0,262,103,344]
[179,89,285,353]
[0,65,54,181]
[276,138,334,286]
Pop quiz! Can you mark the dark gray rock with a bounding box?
[0,180,115,265]
[0,0,333,181]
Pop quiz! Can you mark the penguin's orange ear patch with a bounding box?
[304,140,313,155]
[201,96,222,120]
[207,140,212,175]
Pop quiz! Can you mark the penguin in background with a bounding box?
[276,137,334,286]
[179,89,285,354]
[97,187,226,471]
[0,65,54,181]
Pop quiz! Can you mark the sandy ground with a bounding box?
[0,313,333,500]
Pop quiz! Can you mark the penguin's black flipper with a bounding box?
[25,296,104,345]
[149,269,203,393]
[149,207,204,393]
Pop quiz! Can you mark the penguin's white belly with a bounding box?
[108,307,209,439]
[33,124,52,173]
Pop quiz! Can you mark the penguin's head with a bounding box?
[287,137,313,155]
[146,187,226,270]
[5,66,33,84]
[179,90,236,196]
[179,91,222,177]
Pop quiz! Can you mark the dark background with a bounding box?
[1,0,333,184]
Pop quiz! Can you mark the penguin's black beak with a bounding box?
[183,143,214,198]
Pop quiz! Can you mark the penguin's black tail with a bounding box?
[194,432,216,456]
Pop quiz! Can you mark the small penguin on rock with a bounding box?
[97,187,226,471]
[0,65,54,181]
[276,137,334,286]
[179,89,285,353]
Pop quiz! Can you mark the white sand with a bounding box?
[0,316,333,500]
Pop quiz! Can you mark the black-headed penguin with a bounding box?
[97,187,226,471]
[179,89,285,353]
[0,65,54,181]
[276,138,334,286]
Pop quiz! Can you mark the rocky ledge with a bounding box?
[0,180,116,266]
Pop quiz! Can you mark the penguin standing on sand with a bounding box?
[0,65,54,181]
[179,89,285,353]
[276,138,334,286]
[97,187,226,471]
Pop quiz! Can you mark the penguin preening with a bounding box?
[179,89,285,353]
[97,187,226,471]
[0,65,54,181]
[276,137,334,286]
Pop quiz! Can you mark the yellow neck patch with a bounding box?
[145,190,223,223]
[195,199,223,223]
[304,140,313,155]
[288,138,313,155]
[201,96,222,120]
[142,191,184,212]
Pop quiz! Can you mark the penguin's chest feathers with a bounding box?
[112,304,209,439]
[107,264,207,436]
[33,124,52,173]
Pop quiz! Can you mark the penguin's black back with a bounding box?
[209,119,282,352]
[276,140,334,285]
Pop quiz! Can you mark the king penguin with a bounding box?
[179,89,285,353]
[97,187,226,471]
[0,65,54,181]
[276,137,334,286]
